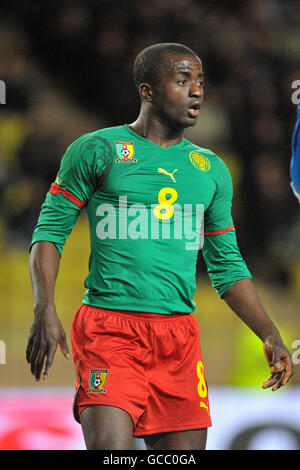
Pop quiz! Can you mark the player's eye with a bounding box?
[177,79,187,85]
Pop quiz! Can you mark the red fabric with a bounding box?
[49,183,85,208]
[204,224,234,236]
[71,305,212,435]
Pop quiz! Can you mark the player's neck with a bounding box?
[129,110,184,148]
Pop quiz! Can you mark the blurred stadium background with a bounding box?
[0,0,300,450]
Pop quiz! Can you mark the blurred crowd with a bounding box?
[0,0,300,286]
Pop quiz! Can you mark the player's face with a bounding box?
[153,54,204,129]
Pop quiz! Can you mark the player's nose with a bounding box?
[189,82,203,98]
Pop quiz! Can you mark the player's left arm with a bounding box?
[222,278,293,391]
[202,156,293,391]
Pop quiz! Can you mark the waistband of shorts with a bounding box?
[81,304,192,322]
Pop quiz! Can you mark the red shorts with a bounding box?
[71,305,212,436]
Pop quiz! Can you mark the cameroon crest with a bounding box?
[86,369,109,393]
[189,151,211,172]
[115,141,137,163]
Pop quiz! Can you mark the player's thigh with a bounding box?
[80,405,134,450]
[144,428,207,450]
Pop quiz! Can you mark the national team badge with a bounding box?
[86,369,109,393]
[115,141,137,163]
[189,151,211,172]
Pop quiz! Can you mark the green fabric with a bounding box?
[31,124,251,314]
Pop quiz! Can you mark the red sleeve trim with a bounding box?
[49,183,85,208]
[204,224,234,236]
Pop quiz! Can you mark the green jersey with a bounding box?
[31,124,251,314]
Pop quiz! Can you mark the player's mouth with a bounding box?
[187,101,200,118]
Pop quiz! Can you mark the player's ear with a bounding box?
[139,83,153,102]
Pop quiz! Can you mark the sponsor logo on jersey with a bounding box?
[189,151,211,172]
[115,141,137,163]
[86,369,109,393]
[158,168,178,182]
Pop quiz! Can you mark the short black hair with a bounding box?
[133,43,198,90]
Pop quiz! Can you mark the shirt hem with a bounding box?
[219,275,253,297]
[82,295,195,315]
[30,237,63,255]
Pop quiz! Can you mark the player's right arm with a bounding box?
[27,241,70,381]
[26,133,113,381]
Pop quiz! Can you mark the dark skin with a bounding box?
[130,54,205,146]
[26,53,293,450]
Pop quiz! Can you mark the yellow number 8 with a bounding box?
[153,187,178,220]
[197,360,207,398]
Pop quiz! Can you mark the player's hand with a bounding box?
[26,306,70,381]
[262,337,293,391]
